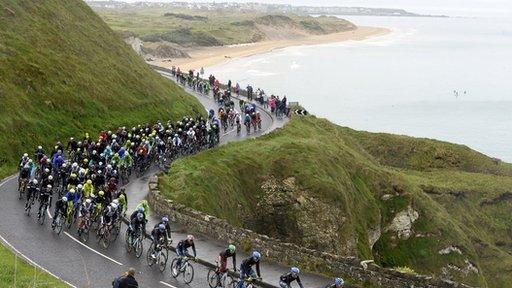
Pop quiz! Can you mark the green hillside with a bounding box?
[159,116,512,287]
[0,0,204,178]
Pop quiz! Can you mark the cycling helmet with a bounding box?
[138,207,145,213]
[47,184,52,189]
[335,278,344,286]
[32,179,38,185]
[70,173,77,178]
[87,179,92,184]
[112,199,119,205]
[69,189,75,194]
[137,213,144,220]
[291,267,300,275]
[187,235,195,241]
[72,162,78,168]
[62,196,68,202]
[111,203,118,210]
[252,251,261,260]
[48,175,53,181]
[61,162,66,167]
[44,168,50,173]
[85,198,92,204]
[97,170,102,175]
[38,145,43,149]
[107,164,112,169]
[98,190,105,197]
[23,153,28,157]
[28,159,33,163]
[158,224,165,232]
[77,184,83,189]
[162,217,169,224]
[228,244,236,253]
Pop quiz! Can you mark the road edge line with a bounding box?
[63,232,124,266]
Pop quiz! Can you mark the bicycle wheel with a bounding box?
[101,230,111,249]
[110,222,120,242]
[158,250,168,272]
[125,230,133,253]
[207,269,219,288]
[37,205,46,225]
[146,245,156,267]
[56,215,64,235]
[135,237,143,258]
[170,258,179,278]
[183,262,195,284]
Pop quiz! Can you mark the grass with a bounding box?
[92,7,356,47]
[159,116,512,287]
[0,245,68,288]
[0,0,205,179]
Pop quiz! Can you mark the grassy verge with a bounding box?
[0,244,68,287]
[159,116,512,287]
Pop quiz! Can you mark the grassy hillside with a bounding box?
[93,7,356,48]
[0,0,204,178]
[159,116,512,287]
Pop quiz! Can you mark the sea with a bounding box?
[204,13,512,162]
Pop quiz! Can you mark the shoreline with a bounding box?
[151,26,390,71]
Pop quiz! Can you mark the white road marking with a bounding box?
[0,234,78,288]
[63,232,124,266]
[47,207,52,219]
[0,174,18,188]
[159,281,178,288]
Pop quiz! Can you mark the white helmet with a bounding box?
[23,153,28,157]
[72,162,78,168]
[111,203,118,210]
[77,184,83,189]
[85,198,92,204]
[32,179,38,185]
[112,199,119,205]
[48,175,53,181]
[62,196,68,202]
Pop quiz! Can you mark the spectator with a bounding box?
[116,267,138,288]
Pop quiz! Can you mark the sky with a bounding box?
[98,0,512,17]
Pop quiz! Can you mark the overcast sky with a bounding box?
[97,0,512,17]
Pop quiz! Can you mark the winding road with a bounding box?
[0,69,329,288]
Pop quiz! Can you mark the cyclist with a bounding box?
[129,210,146,241]
[83,179,94,198]
[117,193,127,216]
[154,216,171,241]
[279,267,304,288]
[217,244,237,282]
[51,196,68,229]
[174,235,197,274]
[25,179,39,211]
[18,163,31,188]
[236,251,262,288]
[19,153,30,169]
[77,198,95,234]
[99,202,118,235]
[37,184,53,218]
[325,278,345,288]
[64,188,80,220]
[135,200,150,218]
[149,224,170,259]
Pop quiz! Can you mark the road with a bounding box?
[0,71,329,288]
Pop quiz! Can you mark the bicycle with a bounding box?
[25,193,36,216]
[125,226,144,258]
[52,211,65,235]
[77,215,91,243]
[171,256,195,284]
[97,222,112,249]
[147,239,169,272]
[65,202,75,229]
[18,178,28,200]
[37,198,49,225]
[207,262,235,288]
[110,217,122,242]
[237,276,261,288]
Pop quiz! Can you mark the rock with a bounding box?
[381,194,393,201]
[438,246,463,255]
[386,206,419,239]
[368,226,381,249]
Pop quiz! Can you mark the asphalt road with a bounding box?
[0,71,328,288]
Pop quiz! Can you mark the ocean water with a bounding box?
[205,16,512,161]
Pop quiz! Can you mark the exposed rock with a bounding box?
[386,206,419,239]
[439,246,463,255]
[381,194,393,201]
[124,36,143,55]
[141,44,190,59]
[368,226,381,249]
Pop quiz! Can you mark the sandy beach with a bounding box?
[151,26,390,71]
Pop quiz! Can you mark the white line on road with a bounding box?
[0,234,78,288]
[159,281,178,288]
[63,232,124,266]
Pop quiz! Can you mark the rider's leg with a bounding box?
[236,267,247,288]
